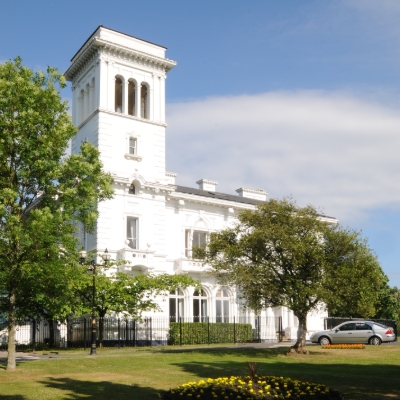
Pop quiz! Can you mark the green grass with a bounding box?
[0,344,399,399]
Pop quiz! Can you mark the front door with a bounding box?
[331,322,356,343]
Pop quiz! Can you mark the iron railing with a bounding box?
[0,316,285,351]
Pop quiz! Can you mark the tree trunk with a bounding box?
[6,289,17,370]
[289,312,309,354]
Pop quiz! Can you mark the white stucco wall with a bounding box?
[65,26,329,340]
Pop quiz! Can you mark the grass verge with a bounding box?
[0,344,399,399]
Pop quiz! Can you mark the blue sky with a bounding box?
[2,0,400,286]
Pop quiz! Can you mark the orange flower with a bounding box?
[322,344,365,349]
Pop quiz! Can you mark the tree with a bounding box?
[373,284,400,324]
[197,198,385,354]
[0,58,113,369]
[78,271,199,347]
[323,226,387,319]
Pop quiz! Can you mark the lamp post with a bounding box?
[79,248,111,355]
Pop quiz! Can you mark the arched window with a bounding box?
[115,77,123,113]
[193,288,207,322]
[79,89,85,124]
[169,288,184,322]
[128,80,136,116]
[140,84,148,119]
[129,183,136,195]
[216,289,230,323]
[85,83,90,118]
[90,77,95,112]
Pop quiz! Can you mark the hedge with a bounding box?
[168,322,253,345]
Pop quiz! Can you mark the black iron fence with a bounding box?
[0,316,285,351]
[324,317,398,340]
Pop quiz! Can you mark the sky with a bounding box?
[1,0,400,286]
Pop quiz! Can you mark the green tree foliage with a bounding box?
[197,198,386,354]
[79,271,199,347]
[323,227,387,319]
[374,285,400,324]
[0,58,113,369]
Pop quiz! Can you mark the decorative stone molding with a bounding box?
[173,258,211,274]
[65,37,176,82]
[124,153,143,161]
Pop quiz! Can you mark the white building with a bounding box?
[64,26,334,341]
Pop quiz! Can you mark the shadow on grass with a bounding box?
[170,359,400,399]
[0,396,27,399]
[153,346,288,358]
[40,378,161,400]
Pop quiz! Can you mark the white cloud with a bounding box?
[166,91,400,224]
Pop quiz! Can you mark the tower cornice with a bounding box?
[65,36,177,82]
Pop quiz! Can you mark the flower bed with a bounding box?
[163,375,343,399]
[322,344,365,349]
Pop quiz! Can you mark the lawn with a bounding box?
[0,343,399,399]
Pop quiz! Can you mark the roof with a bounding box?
[175,185,265,206]
[70,25,167,62]
[175,185,337,220]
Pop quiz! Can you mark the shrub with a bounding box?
[168,322,253,345]
[163,375,343,399]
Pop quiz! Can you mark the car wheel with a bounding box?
[369,336,382,345]
[319,336,331,345]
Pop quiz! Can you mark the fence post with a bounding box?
[179,317,182,347]
[125,319,128,347]
[207,316,210,345]
[133,320,136,347]
[118,318,121,349]
[234,316,236,345]
[66,318,69,349]
[150,317,152,348]
[32,319,36,352]
[83,318,87,351]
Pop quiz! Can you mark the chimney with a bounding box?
[196,178,218,192]
[236,187,268,201]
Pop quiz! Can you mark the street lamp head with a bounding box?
[102,248,111,264]
[79,248,87,264]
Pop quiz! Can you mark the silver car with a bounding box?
[310,321,396,345]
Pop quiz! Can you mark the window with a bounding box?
[169,288,184,322]
[115,77,123,113]
[128,184,136,195]
[339,323,356,331]
[85,83,90,119]
[193,288,207,322]
[140,84,148,119]
[185,230,207,257]
[126,217,138,249]
[128,81,136,116]
[216,289,230,323]
[79,89,85,124]
[129,138,137,155]
[356,323,371,331]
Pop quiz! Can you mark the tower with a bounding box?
[65,26,177,267]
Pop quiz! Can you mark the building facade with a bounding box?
[65,26,334,340]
